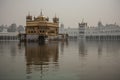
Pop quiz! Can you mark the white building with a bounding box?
[59,24,79,39]
[0,24,25,41]
[85,21,120,36]
[0,28,19,41]
[59,21,120,40]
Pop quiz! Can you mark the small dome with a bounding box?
[36,15,47,21]
[35,11,48,21]
[53,15,59,23]
[46,17,49,21]
[26,15,32,19]
[26,12,32,19]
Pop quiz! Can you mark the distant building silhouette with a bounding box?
[59,21,120,40]
[0,24,25,41]
[8,23,17,32]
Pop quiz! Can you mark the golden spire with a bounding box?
[28,11,30,16]
[40,9,43,16]
[54,13,58,18]
[82,18,84,23]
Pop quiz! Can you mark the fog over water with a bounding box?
[0,0,120,27]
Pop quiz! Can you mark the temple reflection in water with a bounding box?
[25,42,59,79]
[78,40,87,57]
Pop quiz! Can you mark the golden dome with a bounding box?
[36,11,47,21]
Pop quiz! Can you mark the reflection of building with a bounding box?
[0,41,18,57]
[98,41,103,57]
[59,40,69,55]
[25,11,59,41]
[25,42,59,75]
[78,40,87,57]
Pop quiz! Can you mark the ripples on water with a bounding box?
[0,40,120,80]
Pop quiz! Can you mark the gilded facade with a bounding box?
[25,11,59,41]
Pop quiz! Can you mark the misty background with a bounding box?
[0,0,120,28]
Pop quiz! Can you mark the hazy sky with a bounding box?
[0,0,120,27]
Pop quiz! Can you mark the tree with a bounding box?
[17,25,25,32]
[8,23,17,32]
[0,25,4,32]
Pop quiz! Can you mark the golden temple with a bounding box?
[25,11,59,41]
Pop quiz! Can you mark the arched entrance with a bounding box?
[38,35,46,44]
